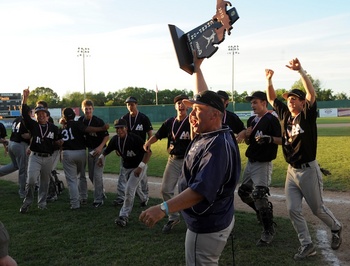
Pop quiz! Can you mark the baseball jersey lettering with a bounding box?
[46,132,55,139]
[126,150,137,157]
[12,121,21,133]
[290,124,304,136]
[254,130,264,139]
[135,124,143,131]
[61,128,75,141]
[180,131,190,139]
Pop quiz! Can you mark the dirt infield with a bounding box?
[1,170,349,265]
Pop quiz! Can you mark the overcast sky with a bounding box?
[0,0,349,98]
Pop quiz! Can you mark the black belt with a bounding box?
[33,152,51,157]
[290,162,310,169]
[170,154,184,160]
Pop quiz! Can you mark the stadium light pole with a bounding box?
[77,47,90,99]
[228,45,239,112]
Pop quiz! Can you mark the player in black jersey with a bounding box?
[143,94,191,233]
[20,88,61,213]
[98,119,151,227]
[35,100,60,202]
[217,90,246,142]
[61,108,109,209]
[0,123,7,147]
[238,91,281,246]
[79,99,109,207]
[0,109,31,198]
[115,97,153,206]
[266,58,342,260]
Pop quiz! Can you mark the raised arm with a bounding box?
[193,52,208,94]
[265,69,277,107]
[286,58,315,105]
[22,88,30,105]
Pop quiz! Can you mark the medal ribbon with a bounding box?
[129,112,139,131]
[118,135,128,155]
[251,111,269,132]
[39,123,49,140]
[171,115,188,140]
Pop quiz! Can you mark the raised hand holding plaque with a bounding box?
[169,0,239,74]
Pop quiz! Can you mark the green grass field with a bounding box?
[0,180,322,266]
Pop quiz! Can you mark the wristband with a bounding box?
[267,79,272,86]
[160,202,169,216]
[138,162,146,169]
[298,68,307,77]
[98,154,104,160]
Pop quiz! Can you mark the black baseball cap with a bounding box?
[217,90,229,101]
[62,108,75,120]
[125,96,138,103]
[245,91,267,102]
[114,119,128,128]
[34,106,49,115]
[183,91,225,113]
[282,89,306,100]
[173,94,189,103]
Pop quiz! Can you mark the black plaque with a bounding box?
[169,7,239,74]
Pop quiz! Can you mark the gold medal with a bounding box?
[288,137,293,143]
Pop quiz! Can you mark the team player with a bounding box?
[217,90,246,142]
[0,123,7,149]
[238,91,281,246]
[35,100,60,202]
[78,99,109,207]
[98,119,151,227]
[115,97,153,205]
[0,109,31,198]
[265,58,342,260]
[20,88,61,213]
[140,55,240,265]
[61,108,109,209]
[143,94,191,233]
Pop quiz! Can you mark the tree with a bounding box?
[28,87,60,107]
[86,91,106,106]
[233,90,249,103]
[156,89,193,105]
[334,92,349,100]
[61,92,85,108]
[291,73,335,101]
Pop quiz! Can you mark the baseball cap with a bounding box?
[173,94,189,103]
[125,96,138,103]
[114,119,128,128]
[62,108,75,120]
[245,91,267,102]
[183,90,225,113]
[282,89,306,100]
[0,222,9,258]
[217,90,229,101]
[34,106,49,115]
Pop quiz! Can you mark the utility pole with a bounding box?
[77,47,90,99]
[228,45,239,112]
